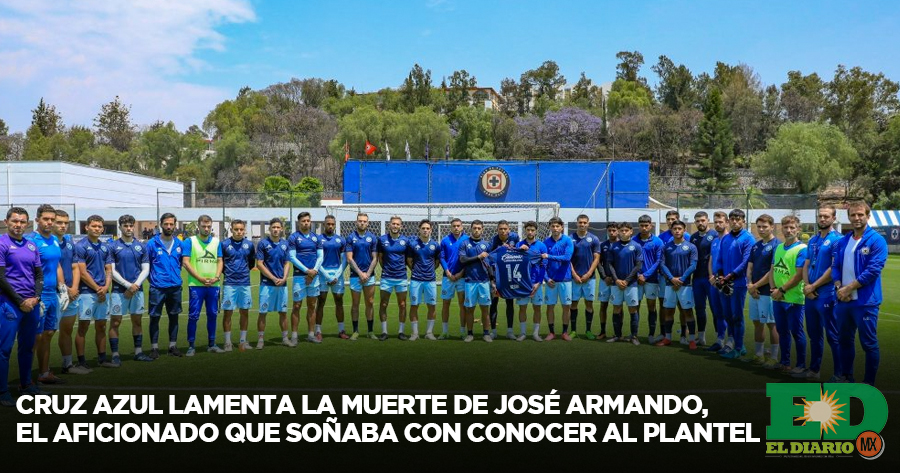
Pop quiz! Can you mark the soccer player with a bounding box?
[769,215,808,373]
[25,205,66,383]
[256,218,291,349]
[346,213,379,340]
[146,213,185,358]
[604,222,642,345]
[570,214,601,339]
[489,220,519,339]
[716,209,755,359]
[74,215,113,369]
[690,211,716,346]
[801,205,842,381]
[221,219,255,351]
[378,216,410,341]
[439,218,468,339]
[0,207,46,405]
[543,217,575,341]
[457,220,492,342]
[182,215,224,355]
[517,221,547,342]
[109,214,153,363]
[633,215,664,344]
[288,212,323,344]
[746,214,780,366]
[659,210,680,244]
[54,210,82,374]
[832,202,887,386]
[705,211,730,352]
[595,222,618,340]
[658,220,698,348]
[407,219,441,341]
[316,215,349,339]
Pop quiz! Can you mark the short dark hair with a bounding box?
[847,201,871,216]
[6,207,28,220]
[471,219,484,228]
[231,219,246,227]
[728,209,746,220]
[269,217,283,226]
[37,204,55,218]
[713,211,727,220]
[55,209,69,219]
[638,215,652,224]
[577,214,589,221]
[160,212,177,224]
[497,219,509,227]
[755,214,774,226]
[523,221,537,230]
[419,218,432,228]
[670,220,686,229]
[450,218,462,225]
[119,214,135,226]
[666,210,679,218]
[618,222,633,230]
[324,214,336,222]
[357,212,368,219]
[606,222,618,229]
[86,215,104,225]
[818,204,837,217]
[297,211,311,221]
[781,215,800,226]
[548,217,563,227]
[694,211,708,220]
[198,214,212,224]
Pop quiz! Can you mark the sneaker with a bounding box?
[282,337,297,348]
[350,332,360,341]
[689,340,697,351]
[316,332,323,342]
[680,336,688,346]
[100,358,120,368]
[37,372,67,384]
[368,332,379,340]
[623,335,633,342]
[208,345,225,354]
[721,348,741,359]
[506,331,516,340]
[533,333,543,342]
[463,335,474,343]
[706,342,723,352]
[377,332,389,342]
[0,391,14,407]
[149,348,160,360]
[61,364,72,374]
[605,336,619,343]
[718,345,733,356]
[490,329,497,339]
[339,331,350,340]
[516,334,526,342]
[256,339,265,350]
[751,355,768,366]
[796,370,820,380]
[583,331,596,340]
[307,334,322,344]
[19,383,50,395]
[398,333,409,341]
[789,367,809,377]
[168,346,183,357]
[561,332,572,342]
[67,364,91,374]
[239,342,253,352]
[544,333,556,342]
[482,334,493,343]
[696,335,707,347]
[762,359,781,370]
[133,352,153,362]
[741,354,760,363]
[596,332,607,341]
[223,343,234,352]
[826,375,846,383]
[409,333,419,341]
[437,332,449,340]
[112,354,122,365]
[185,347,196,357]
[425,333,437,341]
[654,338,671,347]
[631,336,641,346]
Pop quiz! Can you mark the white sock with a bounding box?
[426,319,435,333]
[506,327,513,334]
[338,322,345,332]
[224,331,232,343]
[308,331,315,338]
[411,321,418,335]
[315,324,321,334]
[698,331,705,341]
[725,337,734,348]
[281,331,288,339]
[134,347,142,355]
[381,321,388,333]
[442,322,449,333]
[151,343,159,349]
[755,342,765,357]
[258,332,265,340]
[520,321,527,335]
[291,331,298,340]
[240,331,247,343]
[533,323,540,334]
[399,322,405,333]
[112,351,119,357]
[771,345,780,360]
[169,341,176,348]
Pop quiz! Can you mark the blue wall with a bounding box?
[343,161,649,208]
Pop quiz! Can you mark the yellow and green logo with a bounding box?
[766,383,887,459]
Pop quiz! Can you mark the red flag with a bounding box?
[365,140,377,155]
[344,141,350,162]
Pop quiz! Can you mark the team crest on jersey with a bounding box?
[85,307,92,316]
[135,245,142,252]
[312,236,318,242]
[627,245,635,251]
[365,237,372,243]
[260,303,268,311]
[67,243,73,250]
[765,244,772,252]
[682,245,689,251]
[707,235,713,241]
[157,249,164,255]
[280,244,287,251]
[176,247,182,254]
[400,240,406,246]
[861,247,870,255]
[429,245,436,251]
[112,305,121,313]
[823,240,831,246]
[242,243,249,249]
[336,238,342,244]
[27,243,35,251]
[587,237,593,243]
[101,246,108,252]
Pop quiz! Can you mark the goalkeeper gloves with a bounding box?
[58,284,70,312]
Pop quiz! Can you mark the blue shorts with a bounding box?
[148,286,182,317]
[440,276,466,300]
[62,294,79,318]
[259,285,288,314]
[749,295,775,323]
[380,278,409,294]
[40,294,59,331]
[571,279,596,302]
[663,285,695,309]
[109,291,145,316]
[293,276,321,300]
[349,276,377,292]
[638,282,660,301]
[318,272,345,295]
[222,285,252,311]
[77,293,109,321]
[545,281,572,306]
[464,281,491,308]
[611,285,640,307]
[516,284,544,306]
[409,281,437,306]
[598,279,612,302]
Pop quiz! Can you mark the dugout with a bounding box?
[868,210,900,254]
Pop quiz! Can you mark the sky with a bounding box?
[1,0,899,133]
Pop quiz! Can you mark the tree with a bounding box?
[499,77,520,116]
[31,98,63,137]
[293,176,324,207]
[652,55,698,111]
[94,96,136,152]
[752,122,858,194]
[523,60,565,101]
[329,105,385,160]
[449,106,494,160]
[445,69,477,113]
[690,88,736,193]
[0,118,8,160]
[606,79,653,117]
[865,114,900,206]
[824,65,900,156]
[615,51,646,85]
[400,64,434,112]
[258,175,293,207]
[382,107,451,160]
[780,71,825,122]
[203,88,268,139]
[568,72,600,111]
[540,107,603,159]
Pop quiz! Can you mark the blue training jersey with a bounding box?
[378,234,409,280]
[221,237,255,286]
[319,233,345,270]
[571,232,601,279]
[26,232,61,293]
[59,234,75,287]
[489,246,536,299]
[346,230,378,278]
[542,234,574,282]
[110,238,149,292]
[256,237,290,286]
[608,240,643,286]
[690,230,717,280]
[749,237,780,296]
[490,232,520,251]
[407,237,441,282]
[659,230,674,245]
[147,235,183,289]
[632,234,664,283]
[710,233,725,278]
[440,233,468,276]
[74,237,113,294]
[719,229,755,288]
[597,239,616,279]
[807,230,842,299]
[517,239,547,284]
[461,238,491,282]
[661,239,698,284]
[288,231,322,276]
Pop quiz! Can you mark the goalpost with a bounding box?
[325,202,561,240]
